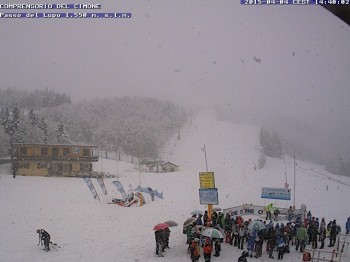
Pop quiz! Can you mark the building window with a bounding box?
[52,147,59,157]
[18,162,30,169]
[20,146,27,155]
[37,163,48,169]
[41,147,48,155]
[83,149,90,157]
[73,147,80,154]
[80,163,92,171]
[63,164,72,171]
[63,148,70,156]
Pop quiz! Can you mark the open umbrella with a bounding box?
[247,220,266,231]
[214,225,225,236]
[153,223,169,231]
[191,209,203,216]
[164,220,178,227]
[200,227,224,239]
[183,217,197,227]
[212,207,222,212]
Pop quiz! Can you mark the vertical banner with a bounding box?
[83,177,100,201]
[96,177,108,195]
[112,180,127,198]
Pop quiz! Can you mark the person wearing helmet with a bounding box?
[37,229,50,251]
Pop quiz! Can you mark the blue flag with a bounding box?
[83,177,100,201]
[135,186,163,199]
[96,177,108,195]
[112,181,127,198]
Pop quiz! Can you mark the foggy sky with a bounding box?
[1,1,350,158]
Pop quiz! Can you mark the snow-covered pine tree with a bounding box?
[28,108,39,126]
[39,117,49,144]
[10,104,20,135]
[56,120,68,144]
[0,107,11,135]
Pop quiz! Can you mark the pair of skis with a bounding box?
[38,241,61,251]
[49,242,61,251]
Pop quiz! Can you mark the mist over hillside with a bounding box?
[213,102,350,175]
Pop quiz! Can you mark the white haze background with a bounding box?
[1,0,350,160]
[0,110,349,262]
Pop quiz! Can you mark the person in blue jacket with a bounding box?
[346,217,350,234]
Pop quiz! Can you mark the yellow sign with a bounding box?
[199,172,215,188]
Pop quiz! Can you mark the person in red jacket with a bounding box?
[203,237,213,262]
[190,238,201,262]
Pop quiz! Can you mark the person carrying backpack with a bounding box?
[238,251,248,262]
[37,229,50,252]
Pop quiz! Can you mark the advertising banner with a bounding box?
[83,177,100,201]
[261,187,291,200]
[96,177,108,195]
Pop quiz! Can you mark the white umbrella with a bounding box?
[183,217,197,227]
[200,227,224,239]
[191,209,203,216]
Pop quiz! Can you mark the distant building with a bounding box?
[139,160,164,173]
[11,143,99,177]
[161,162,179,172]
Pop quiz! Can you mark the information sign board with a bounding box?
[199,188,218,205]
[199,172,215,188]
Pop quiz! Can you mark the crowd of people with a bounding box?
[180,207,348,261]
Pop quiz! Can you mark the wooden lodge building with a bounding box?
[11,143,99,177]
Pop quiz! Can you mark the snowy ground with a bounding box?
[1,110,350,262]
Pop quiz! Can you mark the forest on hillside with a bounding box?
[0,88,188,160]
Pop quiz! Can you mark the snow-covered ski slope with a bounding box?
[1,109,349,262]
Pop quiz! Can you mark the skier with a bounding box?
[319,218,327,249]
[196,214,203,226]
[265,203,273,221]
[346,217,350,234]
[266,227,276,259]
[190,238,200,262]
[246,231,256,258]
[163,227,171,249]
[287,206,294,221]
[213,238,221,257]
[296,224,308,252]
[217,212,224,229]
[186,222,196,252]
[211,211,218,227]
[274,208,281,222]
[276,235,285,260]
[224,213,232,243]
[238,251,249,262]
[254,231,264,258]
[203,237,213,262]
[308,218,319,249]
[328,220,340,247]
[37,229,50,252]
[237,224,247,250]
[155,229,165,257]
[203,210,209,226]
